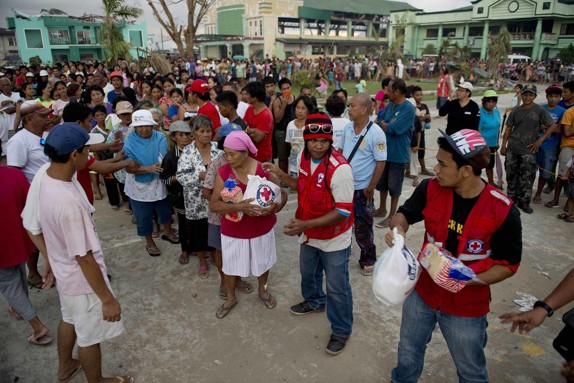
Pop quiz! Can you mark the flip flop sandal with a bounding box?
[27,333,53,346]
[259,292,277,309]
[565,215,574,223]
[58,364,82,383]
[27,278,43,289]
[544,201,559,208]
[178,253,189,265]
[146,245,161,257]
[123,208,133,215]
[216,300,237,319]
[361,265,374,276]
[218,287,228,300]
[236,280,254,294]
[198,264,209,279]
[161,234,180,244]
[532,197,543,204]
[152,230,160,238]
[110,377,135,383]
[557,213,570,219]
[375,218,391,228]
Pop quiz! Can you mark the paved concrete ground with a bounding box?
[1,87,572,383]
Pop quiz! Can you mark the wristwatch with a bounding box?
[533,300,554,317]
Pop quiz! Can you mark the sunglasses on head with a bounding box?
[307,124,333,134]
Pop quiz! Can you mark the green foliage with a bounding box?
[422,44,436,55]
[559,44,574,64]
[28,56,42,66]
[487,27,512,77]
[290,70,316,89]
[99,0,143,64]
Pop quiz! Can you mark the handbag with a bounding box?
[553,307,574,361]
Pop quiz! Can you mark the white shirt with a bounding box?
[124,173,167,202]
[7,128,49,183]
[331,117,350,149]
[237,101,249,119]
[0,92,22,155]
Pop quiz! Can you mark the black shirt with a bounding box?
[398,178,522,265]
[439,99,480,135]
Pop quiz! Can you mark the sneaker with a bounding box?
[326,334,348,355]
[518,203,533,214]
[290,301,325,316]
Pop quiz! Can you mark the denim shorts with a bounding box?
[130,197,172,236]
[536,147,557,180]
[376,162,406,197]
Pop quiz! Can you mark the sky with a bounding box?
[0,0,472,50]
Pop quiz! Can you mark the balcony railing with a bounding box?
[510,33,533,40]
[77,37,93,45]
[49,37,71,45]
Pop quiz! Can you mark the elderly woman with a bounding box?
[209,130,287,319]
[124,109,179,256]
[478,89,502,189]
[160,121,193,265]
[176,115,222,278]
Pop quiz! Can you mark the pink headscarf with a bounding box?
[224,130,258,155]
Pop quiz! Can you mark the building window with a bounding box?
[542,2,550,10]
[477,7,484,14]
[24,29,43,49]
[442,28,456,37]
[77,30,92,45]
[8,36,16,46]
[260,20,263,36]
[469,26,483,36]
[48,29,71,45]
[561,23,574,35]
[426,28,438,38]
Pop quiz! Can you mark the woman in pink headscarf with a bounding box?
[209,130,287,319]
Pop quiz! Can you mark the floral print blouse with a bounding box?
[176,141,223,220]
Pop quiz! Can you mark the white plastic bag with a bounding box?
[243,175,282,208]
[372,228,421,306]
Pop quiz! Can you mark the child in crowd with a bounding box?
[285,96,314,178]
[409,107,423,187]
[355,77,364,93]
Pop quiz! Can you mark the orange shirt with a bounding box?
[561,107,574,149]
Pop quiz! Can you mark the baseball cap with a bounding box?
[188,79,209,95]
[130,110,157,128]
[521,84,537,94]
[45,122,105,155]
[20,100,52,117]
[25,72,35,78]
[109,70,123,80]
[545,85,562,95]
[457,82,473,91]
[39,70,49,77]
[169,120,192,133]
[115,101,133,115]
[483,90,498,98]
[304,112,333,142]
[218,122,243,139]
[439,129,491,170]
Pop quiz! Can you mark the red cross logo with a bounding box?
[260,186,272,202]
[467,239,484,253]
[470,242,481,251]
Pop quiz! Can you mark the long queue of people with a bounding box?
[1,60,573,383]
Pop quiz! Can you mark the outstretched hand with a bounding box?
[499,308,548,334]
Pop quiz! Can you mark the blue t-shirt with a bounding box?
[380,100,415,164]
[168,104,179,119]
[107,90,122,105]
[539,104,566,150]
[340,121,387,190]
[558,100,573,110]
[478,107,501,147]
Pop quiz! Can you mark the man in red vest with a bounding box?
[385,129,522,383]
[264,112,355,356]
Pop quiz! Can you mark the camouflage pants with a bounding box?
[505,151,537,206]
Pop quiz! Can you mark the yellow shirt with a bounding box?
[561,107,574,149]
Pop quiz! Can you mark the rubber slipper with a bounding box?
[544,201,559,208]
[146,245,161,257]
[27,278,43,289]
[27,333,53,346]
[110,377,134,383]
[236,280,254,294]
[259,292,277,309]
[123,208,133,215]
[58,364,82,383]
[161,233,180,244]
[178,253,189,265]
[361,265,374,276]
[152,230,160,238]
[218,287,227,300]
[216,300,237,319]
[198,264,209,279]
[373,209,387,217]
[8,307,23,321]
[557,213,569,219]
[532,197,542,204]
[375,218,391,228]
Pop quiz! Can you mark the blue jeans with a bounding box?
[353,189,376,267]
[392,290,488,383]
[299,243,353,338]
[130,197,173,236]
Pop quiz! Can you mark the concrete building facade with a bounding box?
[6,9,148,64]
[197,0,574,61]
[0,28,19,65]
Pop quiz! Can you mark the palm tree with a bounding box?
[487,27,512,77]
[99,0,143,64]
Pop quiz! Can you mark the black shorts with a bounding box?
[376,162,406,197]
[487,146,498,170]
[418,130,426,160]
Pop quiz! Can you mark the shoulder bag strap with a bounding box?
[347,121,373,163]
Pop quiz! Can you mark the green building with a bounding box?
[7,9,147,64]
[390,0,574,60]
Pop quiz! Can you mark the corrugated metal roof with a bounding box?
[302,0,420,16]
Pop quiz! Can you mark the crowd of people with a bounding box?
[1,57,573,383]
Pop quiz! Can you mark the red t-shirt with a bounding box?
[76,155,97,205]
[243,105,274,162]
[0,166,34,267]
[198,101,222,138]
